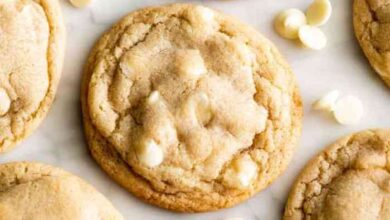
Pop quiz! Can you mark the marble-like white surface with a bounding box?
[1,0,390,219]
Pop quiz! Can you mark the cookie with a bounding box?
[284,129,390,219]
[81,4,302,212]
[0,0,65,152]
[353,0,390,87]
[0,162,123,219]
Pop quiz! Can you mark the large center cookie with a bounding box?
[0,0,65,152]
[82,4,302,212]
[354,0,390,87]
[284,130,390,220]
[0,162,123,219]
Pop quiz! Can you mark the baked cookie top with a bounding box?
[354,0,390,87]
[0,162,123,220]
[284,129,390,220]
[82,4,302,212]
[0,0,65,152]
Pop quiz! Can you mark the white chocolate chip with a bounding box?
[298,25,327,50]
[313,90,340,112]
[186,61,206,78]
[138,139,164,167]
[234,155,258,187]
[306,0,332,26]
[195,93,212,124]
[69,0,91,8]
[196,6,215,24]
[0,88,11,116]
[156,122,177,146]
[182,92,212,126]
[274,9,307,39]
[175,50,207,78]
[333,96,364,125]
[148,91,160,104]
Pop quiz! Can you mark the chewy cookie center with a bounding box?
[88,6,268,189]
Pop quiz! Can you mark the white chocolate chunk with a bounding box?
[179,92,212,127]
[234,155,258,187]
[298,25,327,50]
[195,6,215,23]
[0,88,11,116]
[175,50,207,78]
[313,90,340,112]
[333,96,364,125]
[69,0,91,8]
[306,0,332,26]
[274,9,307,39]
[138,139,164,167]
[148,91,160,104]
[195,93,212,125]
[156,122,177,146]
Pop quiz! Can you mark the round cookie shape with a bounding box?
[82,4,302,212]
[284,129,390,220]
[0,0,65,152]
[0,162,123,219]
[353,0,390,87]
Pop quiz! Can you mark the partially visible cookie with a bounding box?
[0,162,123,220]
[82,3,302,212]
[284,129,390,220]
[353,0,390,87]
[0,0,65,152]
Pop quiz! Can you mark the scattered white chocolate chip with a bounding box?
[148,91,160,104]
[196,6,215,23]
[306,0,332,26]
[69,0,91,8]
[333,96,364,125]
[298,25,327,50]
[274,9,307,39]
[313,90,340,112]
[234,155,258,187]
[138,139,164,167]
[0,88,11,116]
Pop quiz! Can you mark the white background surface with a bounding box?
[1,0,389,219]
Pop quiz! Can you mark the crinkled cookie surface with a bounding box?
[0,0,65,152]
[354,0,390,87]
[0,162,123,220]
[82,3,302,212]
[284,129,390,220]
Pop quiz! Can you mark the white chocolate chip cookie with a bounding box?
[354,0,390,87]
[0,0,65,152]
[284,130,390,220]
[82,3,302,212]
[0,162,123,219]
